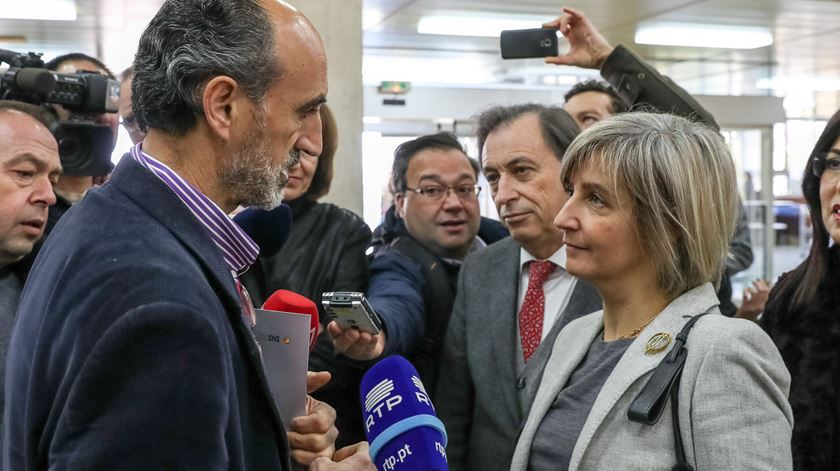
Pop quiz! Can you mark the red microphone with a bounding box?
[262,290,319,351]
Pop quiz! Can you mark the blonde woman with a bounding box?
[510,113,792,470]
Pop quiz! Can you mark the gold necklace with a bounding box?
[615,312,660,340]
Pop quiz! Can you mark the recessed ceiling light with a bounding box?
[635,22,772,49]
[0,0,77,21]
[418,14,549,38]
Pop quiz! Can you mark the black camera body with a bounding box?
[0,49,120,176]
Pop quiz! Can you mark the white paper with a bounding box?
[253,308,310,430]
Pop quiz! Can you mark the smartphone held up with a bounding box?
[500,27,559,59]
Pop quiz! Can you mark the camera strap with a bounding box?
[627,310,712,471]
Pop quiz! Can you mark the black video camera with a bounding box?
[0,49,120,176]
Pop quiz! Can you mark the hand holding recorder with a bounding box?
[323,292,387,361]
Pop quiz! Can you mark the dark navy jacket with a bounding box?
[3,156,291,470]
[368,205,508,356]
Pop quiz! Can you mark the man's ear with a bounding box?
[394,192,406,219]
[202,76,241,142]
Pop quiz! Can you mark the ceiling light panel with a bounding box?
[418,13,549,38]
[0,0,77,21]
[635,22,773,49]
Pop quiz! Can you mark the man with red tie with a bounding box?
[435,104,603,471]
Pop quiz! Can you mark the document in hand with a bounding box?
[253,308,311,430]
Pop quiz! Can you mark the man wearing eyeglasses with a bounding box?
[329,132,506,393]
[118,67,146,145]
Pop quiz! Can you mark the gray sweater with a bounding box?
[0,265,23,434]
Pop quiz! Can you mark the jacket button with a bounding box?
[638,72,646,80]
[516,378,526,390]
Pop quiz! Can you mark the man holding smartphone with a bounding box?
[546,7,717,129]
[328,133,507,395]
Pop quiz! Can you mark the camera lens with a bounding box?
[57,132,92,173]
[54,122,113,176]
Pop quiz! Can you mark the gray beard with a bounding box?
[221,129,300,210]
[284,148,301,172]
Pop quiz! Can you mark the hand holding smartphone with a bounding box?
[499,28,559,59]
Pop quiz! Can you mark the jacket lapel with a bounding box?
[568,284,719,470]
[487,238,526,422]
[511,313,604,471]
[557,280,602,331]
[518,279,601,418]
[108,157,289,444]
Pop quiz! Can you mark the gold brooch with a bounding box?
[644,332,672,355]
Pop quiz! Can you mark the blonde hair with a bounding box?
[560,112,737,297]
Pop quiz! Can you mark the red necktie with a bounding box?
[519,260,557,362]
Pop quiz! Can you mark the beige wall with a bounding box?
[292,0,364,217]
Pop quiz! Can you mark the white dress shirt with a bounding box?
[517,245,578,340]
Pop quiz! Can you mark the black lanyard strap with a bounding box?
[627,310,712,471]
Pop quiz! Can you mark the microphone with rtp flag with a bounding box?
[262,289,319,352]
[360,355,448,471]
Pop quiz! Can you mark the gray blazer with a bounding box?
[510,283,793,471]
[436,237,602,471]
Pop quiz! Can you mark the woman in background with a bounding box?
[761,108,840,470]
[242,105,372,447]
[510,112,792,471]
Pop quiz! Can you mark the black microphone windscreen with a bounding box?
[233,203,293,258]
[15,68,56,95]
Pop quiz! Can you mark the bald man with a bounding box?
[3,1,372,470]
[0,101,60,439]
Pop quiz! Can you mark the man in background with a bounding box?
[0,100,61,434]
[330,133,506,394]
[17,53,121,278]
[562,79,628,129]
[44,52,118,218]
[118,66,146,145]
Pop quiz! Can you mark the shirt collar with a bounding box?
[519,244,569,271]
[129,143,259,276]
[439,235,488,267]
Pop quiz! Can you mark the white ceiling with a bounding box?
[2,0,839,115]
[363,0,840,95]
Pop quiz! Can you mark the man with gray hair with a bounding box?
[435,104,603,471]
[3,1,372,470]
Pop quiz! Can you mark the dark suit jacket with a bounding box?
[3,157,291,470]
[241,199,372,448]
[435,237,602,471]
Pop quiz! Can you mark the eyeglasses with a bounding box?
[404,184,481,202]
[120,115,143,134]
[813,152,840,177]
